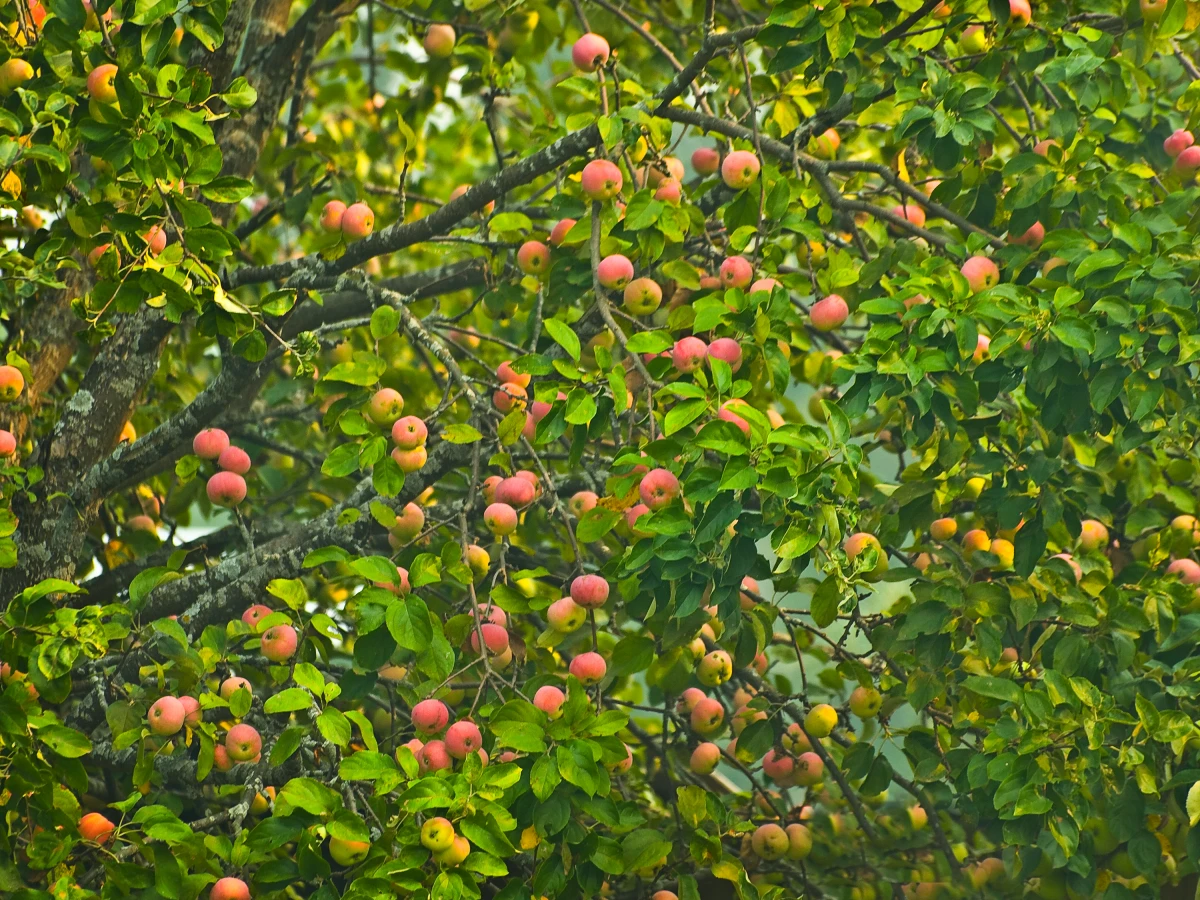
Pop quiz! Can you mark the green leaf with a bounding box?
[37,724,91,758]
[340,750,400,781]
[577,507,621,543]
[1071,249,1123,281]
[489,212,533,233]
[264,688,314,714]
[387,595,434,651]
[442,423,483,443]
[317,708,352,747]
[962,675,1022,705]
[543,318,581,362]
[221,76,258,110]
[622,829,673,871]
[279,778,343,816]
[370,306,399,340]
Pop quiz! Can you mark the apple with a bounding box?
[1033,138,1059,157]
[959,24,987,54]
[88,243,116,268]
[749,277,780,294]
[672,336,708,373]
[568,491,598,516]
[423,23,456,57]
[581,159,623,201]
[572,32,610,71]
[484,502,518,536]
[419,740,452,773]
[849,686,882,718]
[261,624,298,662]
[445,720,483,759]
[697,651,733,688]
[890,202,926,229]
[549,218,576,246]
[794,751,824,786]
[707,337,743,372]
[206,472,247,507]
[147,696,185,735]
[930,518,957,541]
[597,254,634,289]
[990,538,1015,569]
[623,277,662,315]
[654,179,682,204]
[493,382,528,413]
[449,183,494,216]
[0,59,33,95]
[0,365,22,403]
[752,823,789,860]
[328,836,370,866]
[692,147,720,175]
[961,255,999,293]
[434,834,471,866]
[762,749,793,782]
[547,596,586,632]
[690,741,720,774]
[962,528,991,556]
[217,445,251,475]
[625,502,651,536]
[1142,0,1168,22]
[193,428,229,459]
[639,468,679,510]
[812,128,840,159]
[1174,145,1200,175]
[517,240,550,276]
[341,202,374,240]
[908,804,929,830]
[210,877,250,900]
[805,703,837,738]
[144,224,167,255]
[367,388,405,426]
[569,651,607,684]
[690,697,725,734]
[79,811,115,843]
[225,724,261,761]
[785,823,812,860]
[845,532,888,579]
[87,64,118,103]
[1009,0,1031,26]
[320,200,345,231]
[412,699,450,734]
[534,685,565,719]
[570,573,610,609]
[1079,519,1109,551]
[719,255,753,289]
[495,476,535,508]
[1011,221,1045,248]
[810,294,848,331]
[421,817,456,852]
[0,429,16,456]
[652,892,678,900]
[18,205,42,228]
[213,744,233,771]
[391,415,428,450]
[721,150,760,189]
[220,676,251,699]
[469,622,509,656]
[678,688,706,713]
[178,695,201,727]
[1165,129,1194,158]
[1168,558,1200,584]
[973,333,991,362]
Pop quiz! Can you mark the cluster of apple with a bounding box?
[320,200,375,241]
[418,816,470,867]
[397,698,490,775]
[913,511,1097,583]
[0,363,25,457]
[361,387,429,474]
[193,428,251,507]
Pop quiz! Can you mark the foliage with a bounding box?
[6,0,1200,899]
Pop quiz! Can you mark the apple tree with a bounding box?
[4,0,1200,898]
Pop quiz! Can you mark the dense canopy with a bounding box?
[5,1,1200,899]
